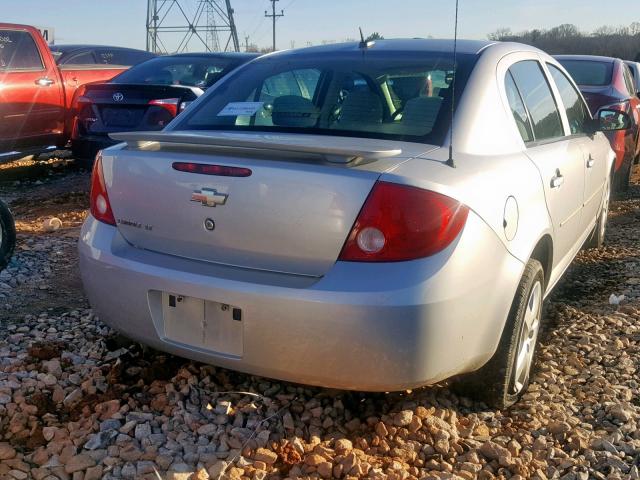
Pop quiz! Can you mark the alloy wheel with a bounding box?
[600,178,610,241]
[512,280,542,394]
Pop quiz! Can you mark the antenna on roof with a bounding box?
[446,0,460,168]
[358,27,374,49]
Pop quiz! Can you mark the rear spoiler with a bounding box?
[109,131,402,165]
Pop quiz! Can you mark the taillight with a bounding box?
[172,162,252,177]
[90,151,116,226]
[339,182,469,262]
[148,98,180,117]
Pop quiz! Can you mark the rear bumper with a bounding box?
[79,213,524,391]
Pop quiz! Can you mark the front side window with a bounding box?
[505,71,534,142]
[0,30,43,70]
[509,61,564,142]
[66,51,96,65]
[547,64,590,135]
[175,52,478,145]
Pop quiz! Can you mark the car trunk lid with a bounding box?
[103,131,434,277]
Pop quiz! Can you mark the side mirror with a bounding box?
[597,108,631,132]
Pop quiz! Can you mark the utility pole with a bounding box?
[265,0,284,51]
[244,35,250,52]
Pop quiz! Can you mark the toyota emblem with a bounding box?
[112,92,124,102]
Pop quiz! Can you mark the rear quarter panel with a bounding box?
[383,149,551,274]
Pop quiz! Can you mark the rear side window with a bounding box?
[558,60,613,86]
[547,64,590,135]
[505,72,534,143]
[0,30,44,70]
[95,49,154,66]
[622,65,635,97]
[509,61,564,142]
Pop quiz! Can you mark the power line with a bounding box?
[264,0,284,51]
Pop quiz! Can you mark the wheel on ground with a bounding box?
[614,162,632,193]
[0,200,16,270]
[454,258,544,409]
[71,143,97,170]
[584,171,611,249]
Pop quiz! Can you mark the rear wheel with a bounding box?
[585,172,611,249]
[71,142,98,170]
[454,259,544,409]
[0,200,16,270]
[614,162,632,193]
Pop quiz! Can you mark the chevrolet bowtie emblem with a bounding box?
[191,188,228,207]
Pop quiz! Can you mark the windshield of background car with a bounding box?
[111,56,241,88]
[174,51,478,145]
[558,60,613,86]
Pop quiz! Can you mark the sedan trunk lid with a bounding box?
[103,131,435,277]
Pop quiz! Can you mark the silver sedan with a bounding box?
[79,39,628,408]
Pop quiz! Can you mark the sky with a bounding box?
[2,0,638,52]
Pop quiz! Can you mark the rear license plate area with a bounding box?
[162,292,243,357]
[101,107,142,127]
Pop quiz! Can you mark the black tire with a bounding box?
[0,200,16,271]
[584,171,612,250]
[614,161,632,194]
[71,142,97,170]
[454,259,544,409]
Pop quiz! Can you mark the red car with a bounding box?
[0,24,145,162]
[556,55,640,192]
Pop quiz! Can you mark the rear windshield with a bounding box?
[174,51,478,145]
[558,60,613,86]
[112,56,243,89]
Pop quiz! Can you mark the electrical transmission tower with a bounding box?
[146,0,240,54]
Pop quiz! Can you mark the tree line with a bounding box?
[488,23,640,61]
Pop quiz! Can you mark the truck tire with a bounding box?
[0,200,16,270]
[454,259,544,409]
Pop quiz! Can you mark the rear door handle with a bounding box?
[551,170,564,188]
[35,77,54,87]
[586,155,595,168]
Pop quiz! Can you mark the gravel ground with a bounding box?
[0,157,640,480]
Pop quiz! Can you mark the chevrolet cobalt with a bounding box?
[79,40,628,408]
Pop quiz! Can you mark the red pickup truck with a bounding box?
[0,23,142,162]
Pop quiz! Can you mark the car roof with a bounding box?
[554,54,619,64]
[50,44,150,53]
[265,38,496,57]
[165,52,261,60]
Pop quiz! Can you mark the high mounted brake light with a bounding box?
[339,181,469,262]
